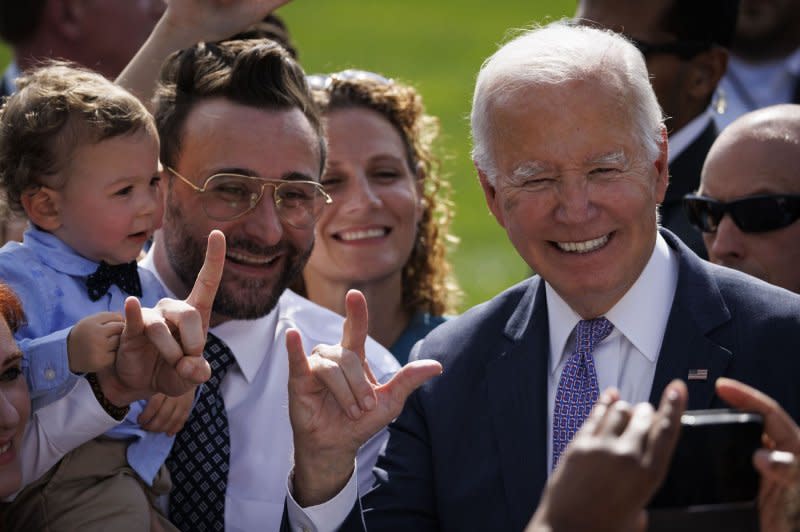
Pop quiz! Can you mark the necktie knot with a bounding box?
[205,332,235,389]
[574,317,614,357]
[86,260,142,301]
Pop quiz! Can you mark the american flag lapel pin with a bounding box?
[688,369,709,381]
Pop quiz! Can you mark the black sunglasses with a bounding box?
[629,38,712,60]
[684,194,800,233]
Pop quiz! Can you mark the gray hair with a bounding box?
[471,19,664,184]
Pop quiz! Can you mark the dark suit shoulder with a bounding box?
[709,260,800,325]
[412,276,537,366]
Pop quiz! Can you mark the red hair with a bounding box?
[0,283,25,332]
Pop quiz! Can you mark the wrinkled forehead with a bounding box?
[485,74,641,159]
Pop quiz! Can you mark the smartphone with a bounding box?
[648,409,764,509]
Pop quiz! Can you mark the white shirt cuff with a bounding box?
[286,460,359,532]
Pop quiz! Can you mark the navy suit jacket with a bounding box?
[330,230,800,531]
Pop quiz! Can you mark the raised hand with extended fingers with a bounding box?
[716,378,800,532]
[160,0,294,45]
[118,0,294,105]
[96,230,226,407]
[527,379,688,532]
[288,289,443,507]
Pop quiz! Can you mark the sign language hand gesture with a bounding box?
[97,230,226,406]
[716,378,800,532]
[287,290,442,506]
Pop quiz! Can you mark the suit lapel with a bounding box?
[486,278,549,530]
[664,121,718,204]
[650,230,733,408]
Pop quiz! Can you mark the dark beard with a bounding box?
[163,201,312,320]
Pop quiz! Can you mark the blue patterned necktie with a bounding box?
[552,317,614,469]
[167,333,235,531]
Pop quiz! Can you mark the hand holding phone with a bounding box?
[649,408,763,509]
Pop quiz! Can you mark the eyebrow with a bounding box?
[510,161,550,180]
[1,351,23,369]
[587,150,629,166]
[104,173,158,187]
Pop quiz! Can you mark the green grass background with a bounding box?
[0,1,574,310]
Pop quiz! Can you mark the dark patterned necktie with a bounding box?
[85,260,142,301]
[167,333,235,531]
[552,317,614,469]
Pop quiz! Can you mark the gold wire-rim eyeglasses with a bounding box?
[165,166,332,228]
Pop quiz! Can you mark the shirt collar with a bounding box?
[547,232,679,374]
[211,309,279,383]
[667,108,713,164]
[21,226,102,276]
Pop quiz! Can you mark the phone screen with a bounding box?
[648,409,763,509]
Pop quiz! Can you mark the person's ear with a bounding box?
[476,163,506,229]
[21,187,62,231]
[686,47,728,102]
[654,126,670,203]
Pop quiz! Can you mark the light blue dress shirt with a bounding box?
[0,227,172,485]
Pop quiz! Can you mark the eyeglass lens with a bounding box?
[202,174,327,228]
[684,194,800,233]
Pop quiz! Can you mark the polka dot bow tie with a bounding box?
[85,260,142,301]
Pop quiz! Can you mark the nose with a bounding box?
[342,175,382,213]
[241,188,285,245]
[140,182,161,214]
[706,214,745,263]
[134,184,161,229]
[554,178,595,225]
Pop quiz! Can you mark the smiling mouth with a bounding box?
[226,250,280,266]
[335,228,390,242]
[554,233,611,254]
[0,441,10,454]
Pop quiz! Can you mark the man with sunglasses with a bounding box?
[575,0,739,259]
[686,104,800,293]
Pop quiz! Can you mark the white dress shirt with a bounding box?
[546,232,678,470]
[139,253,400,531]
[12,377,122,501]
[288,233,680,531]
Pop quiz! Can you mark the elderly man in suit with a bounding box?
[284,20,800,531]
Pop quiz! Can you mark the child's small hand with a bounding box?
[139,388,197,436]
[67,312,125,373]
